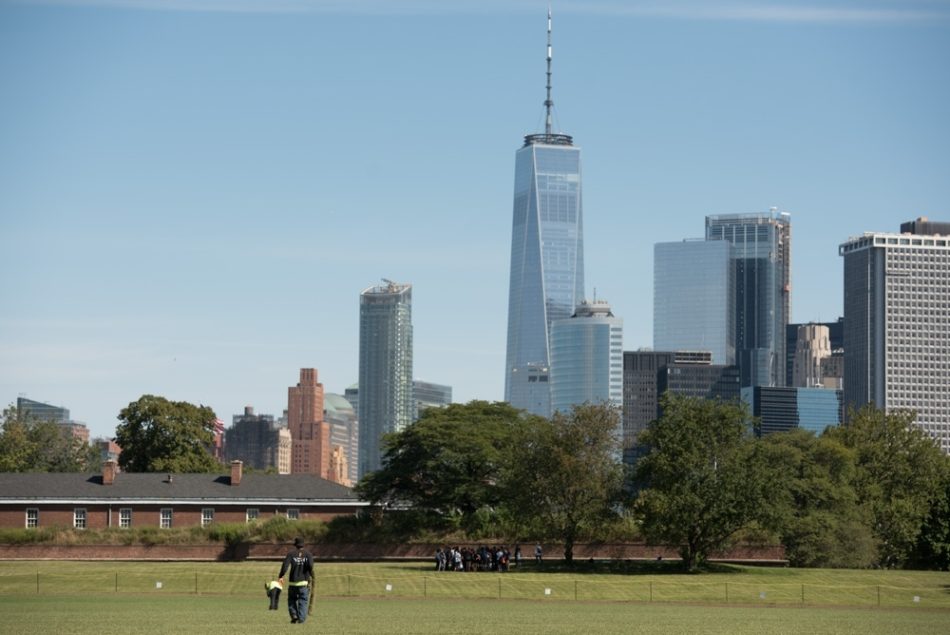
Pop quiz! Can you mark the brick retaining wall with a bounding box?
[0,542,784,563]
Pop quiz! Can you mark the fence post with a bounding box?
[877,586,880,607]
[195,571,199,595]
[115,572,118,593]
[725,583,728,603]
[498,577,501,599]
[36,572,39,594]
[347,575,351,597]
[801,584,804,605]
[649,581,653,602]
[574,580,578,601]
[423,577,427,599]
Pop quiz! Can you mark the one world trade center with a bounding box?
[504,11,584,418]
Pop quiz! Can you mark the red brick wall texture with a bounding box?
[0,542,785,563]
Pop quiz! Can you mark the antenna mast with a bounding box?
[544,7,553,135]
[523,7,572,147]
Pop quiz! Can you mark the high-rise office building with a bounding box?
[786,318,843,387]
[504,11,584,418]
[359,280,413,477]
[16,397,89,442]
[622,350,740,463]
[706,210,791,388]
[225,406,291,474]
[343,384,360,420]
[412,380,452,422]
[550,300,623,419]
[792,324,832,388]
[654,239,735,365]
[287,369,332,480]
[742,386,843,437]
[324,393,359,487]
[840,218,950,453]
[16,397,69,423]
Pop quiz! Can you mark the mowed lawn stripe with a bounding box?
[0,560,947,610]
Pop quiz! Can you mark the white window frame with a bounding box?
[201,508,214,528]
[25,508,38,529]
[73,508,87,530]
[286,508,300,520]
[160,508,173,529]
[246,508,259,523]
[119,508,132,528]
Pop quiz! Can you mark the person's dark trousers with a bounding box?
[267,587,281,610]
[288,585,310,623]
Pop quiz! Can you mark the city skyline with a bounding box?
[2,2,949,439]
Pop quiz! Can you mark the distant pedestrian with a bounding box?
[278,537,314,624]
[535,543,542,564]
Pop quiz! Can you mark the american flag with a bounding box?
[213,418,225,433]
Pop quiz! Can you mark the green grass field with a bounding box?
[1,561,948,634]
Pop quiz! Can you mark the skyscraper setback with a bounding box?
[287,368,331,479]
[358,280,413,477]
[504,11,584,418]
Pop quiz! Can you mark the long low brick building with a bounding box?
[0,460,365,530]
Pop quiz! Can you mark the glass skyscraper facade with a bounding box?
[742,386,842,437]
[654,239,735,365]
[550,300,622,418]
[706,211,791,388]
[358,280,413,477]
[504,136,584,418]
[412,380,452,422]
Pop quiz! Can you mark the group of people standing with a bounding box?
[435,544,540,572]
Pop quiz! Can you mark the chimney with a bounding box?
[244,405,254,416]
[102,460,118,486]
[230,460,243,486]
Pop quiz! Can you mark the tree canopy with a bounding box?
[115,395,221,473]
[824,406,947,568]
[503,403,626,563]
[760,428,877,568]
[0,404,99,472]
[355,401,532,530]
[634,394,772,571]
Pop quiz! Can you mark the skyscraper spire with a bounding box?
[525,8,571,147]
[544,7,553,136]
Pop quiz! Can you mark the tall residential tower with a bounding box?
[358,280,413,477]
[504,11,584,417]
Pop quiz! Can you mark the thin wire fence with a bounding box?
[0,570,944,609]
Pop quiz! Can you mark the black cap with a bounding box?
[293,537,304,548]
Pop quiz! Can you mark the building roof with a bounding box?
[0,472,364,506]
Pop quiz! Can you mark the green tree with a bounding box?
[0,404,99,472]
[909,458,950,570]
[115,395,221,473]
[634,394,772,572]
[826,406,947,567]
[355,401,530,531]
[502,403,625,563]
[761,428,876,568]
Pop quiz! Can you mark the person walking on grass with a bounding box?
[278,537,314,624]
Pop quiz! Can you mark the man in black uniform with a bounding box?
[278,537,314,624]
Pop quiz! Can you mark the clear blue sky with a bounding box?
[2,0,948,440]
